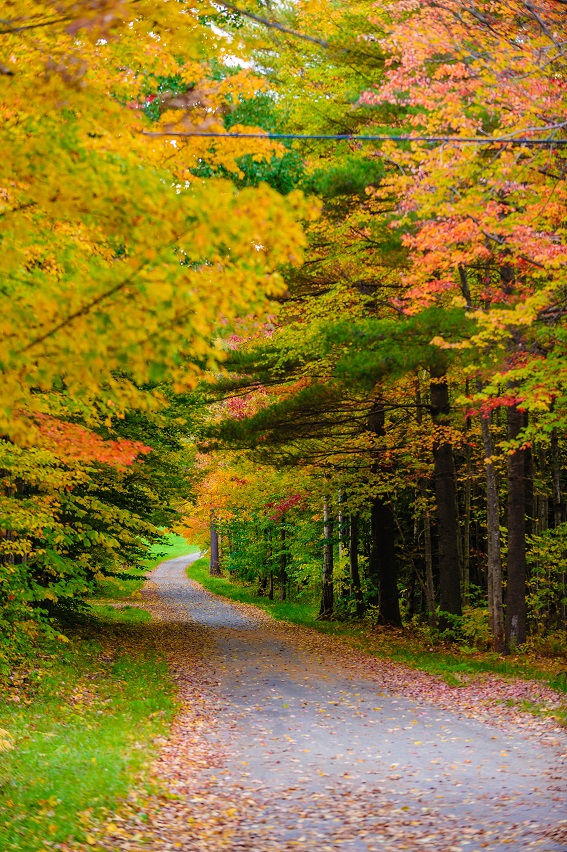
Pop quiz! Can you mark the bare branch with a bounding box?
[213,2,329,48]
[0,15,68,35]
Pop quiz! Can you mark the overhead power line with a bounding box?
[145,131,567,146]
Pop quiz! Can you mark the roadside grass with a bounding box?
[187,557,567,696]
[93,533,199,600]
[88,604,151,624]
[0,533,197,852]
[505,697,567,726]
[0,614,175,852]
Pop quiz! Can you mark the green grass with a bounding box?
[145,533,200,567]
[0,610,176,852]
[93,532,199,600]
[187,557,567,695]
[89,604,151,624]
[0,534,200,851]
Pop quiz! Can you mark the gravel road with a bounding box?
[119,554,567,852]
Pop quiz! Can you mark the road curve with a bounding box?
[131,555,567,851]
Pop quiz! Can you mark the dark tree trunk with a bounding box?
[551,431,566,626]
[479,407,505,653]
[279,519,287,602]
[370,495,402,626]
[367,502,380,607]
[430,366,462,618]
[462,446,472,604]
[338,490,349,598]
[419,481,436,629]
[416,382,436,628]
[367,401,402,625]
[552,430,564,528]
[505,403,528,649]
[318,495,334,619]
[210,516,221,577]
[524,419,534,539]
[268,572,274,600]
[349,514,365,617]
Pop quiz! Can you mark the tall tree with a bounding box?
[429,367,462,618]
[506,404,528,647]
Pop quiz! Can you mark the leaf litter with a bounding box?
[86,557,567,852]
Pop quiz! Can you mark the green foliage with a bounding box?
[189,93,305,193]
[307,155,385,198]
[218,510,323,604]
[527,524,567,633]
[0,395,198,666]
[460,607,492,652]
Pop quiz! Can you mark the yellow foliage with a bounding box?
[0,728,14,753]
[0,2,313,442]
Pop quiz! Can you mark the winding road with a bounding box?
[111,553,567,851]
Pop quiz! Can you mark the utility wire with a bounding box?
[145,131,567,145]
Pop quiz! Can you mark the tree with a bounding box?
[0,1,314,654]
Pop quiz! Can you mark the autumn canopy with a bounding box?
[2,0,567,664]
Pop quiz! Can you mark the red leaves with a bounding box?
[225,388,268,420]
[127,94,158,110]
[33,414,151,468]
[266,493,303,520]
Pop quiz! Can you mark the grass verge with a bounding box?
[93,533,199,600]
[0,615,175,852]
[0,534,197,852]
[187,557,567,695]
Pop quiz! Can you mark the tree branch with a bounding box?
[213,2,329,48]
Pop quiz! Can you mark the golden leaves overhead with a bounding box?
[0,1,314,439]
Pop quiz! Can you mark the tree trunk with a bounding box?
[551,430,566,626]
[338,490,344,565]
[318,494,334,619]
[416,380,436,628]
[349,514,365,616]
[430,366,462,618]
[479,408,506,653]
[210,515,221,577]
[367,501,380,607]
[552,430,564,528]
[368,401,402,624]
[418,481,436,629]
[505,403,528,649]
[338,490,349,598]
[268,572,274,600]
[462,447,472,604]
[524,424,534,539]
[279,518,287,602]
[371,495,402,626]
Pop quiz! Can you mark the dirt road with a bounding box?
[103,554,567,852]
